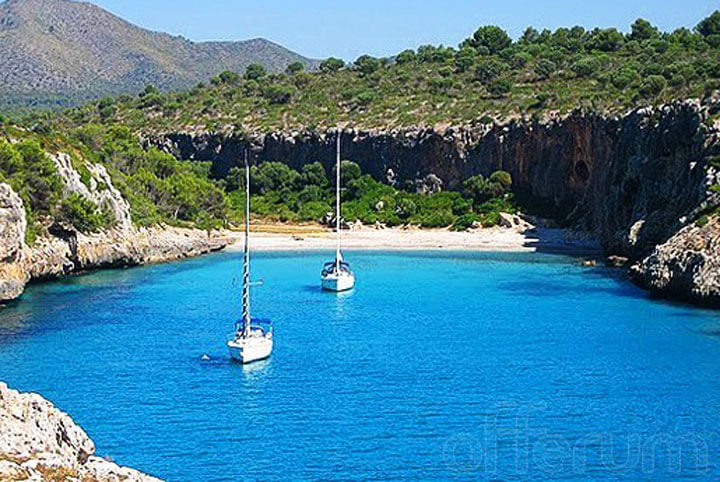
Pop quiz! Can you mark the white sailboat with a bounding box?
[321,131,356,292]
[228,151,274,364]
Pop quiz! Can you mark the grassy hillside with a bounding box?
[42,11,720,134]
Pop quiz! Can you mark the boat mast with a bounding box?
[241,149,251,337]
[336,129,342,270]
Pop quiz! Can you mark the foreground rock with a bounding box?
[631,216,720,306]
[0,382,161,481]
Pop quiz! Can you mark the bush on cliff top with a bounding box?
[45,11,720,133]
[0,139,63,241]
[58,194,114,233]
[70,124,230,228]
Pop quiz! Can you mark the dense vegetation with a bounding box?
[39,11,720,134]
[224,160,515,230]
[0,122,229,240]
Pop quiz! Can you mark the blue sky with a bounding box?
[91,0,718,60]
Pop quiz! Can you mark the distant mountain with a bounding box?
[0,0,317,108]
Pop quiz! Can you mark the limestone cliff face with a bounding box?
[0,382,162,481]
[0,184,27,301]
[151,98,720,305]
[51,152,133,231]
[155,100,718,256]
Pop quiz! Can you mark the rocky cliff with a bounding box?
[151,98,720,305]
[0,148,230,303]
[0,382,161,481]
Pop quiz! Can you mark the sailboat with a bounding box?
[321,131,356,292]
[227,151,274,364]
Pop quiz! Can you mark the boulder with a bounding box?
[415,174,443,195]
[498,212,533,232]
[631,216,720,306]
[606,255,629,268]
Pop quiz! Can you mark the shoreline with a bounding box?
[226,225,602,256]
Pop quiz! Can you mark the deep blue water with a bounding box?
[1,250,720,481]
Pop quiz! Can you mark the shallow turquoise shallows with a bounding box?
[2,251,720,481]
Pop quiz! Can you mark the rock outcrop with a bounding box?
[0,382,161,481]
[51,152,133,230]
[149,98,720,306]
[631,216,720,306]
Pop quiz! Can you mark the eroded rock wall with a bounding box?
[155,100,718,258]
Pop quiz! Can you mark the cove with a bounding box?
[1,250,719,481]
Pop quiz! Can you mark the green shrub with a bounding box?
[396,49,417,64]
[464,26,512,54]
[571,57,601,77]
[263,84,296,104]
[697,11,720,37]
[535,59,557,79]
[298,201,331,221]
[420,209,456,228]
[244,64,267,80]
[58,194,113,233]
[319,57,345,72]
[298,185,324,203]
[488,78,512,96]
[474,59,505,84]
[451,213,478,231]
[354,55,382,75]
[301,162,329,187]
[286,62,305,75]
[212,70,240,85]
[489,170,512,189]
[640,75,667,97]
[395,198,417,218]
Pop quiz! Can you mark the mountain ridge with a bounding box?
[0,0,318,107]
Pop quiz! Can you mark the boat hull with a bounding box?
[322,272,356,292]
[227,336,273,364]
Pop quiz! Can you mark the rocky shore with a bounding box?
[0,149,231,303]
[0,179,229,303]
[0,382,161,481]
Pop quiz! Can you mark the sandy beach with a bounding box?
[225,224,601,254]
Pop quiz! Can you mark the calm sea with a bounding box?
[1,250,719,480]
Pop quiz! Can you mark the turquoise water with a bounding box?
[1,250,720,480]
